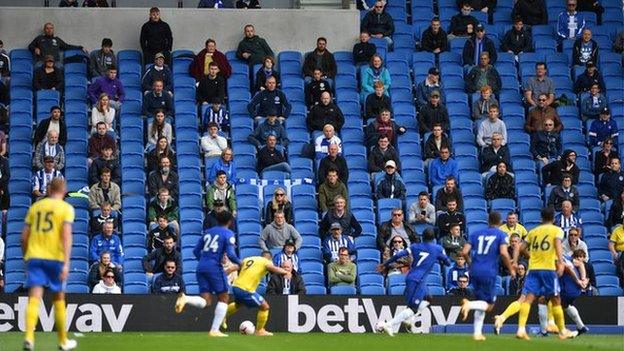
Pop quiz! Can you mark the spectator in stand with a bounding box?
[204,199,229,229]
[542,149,579,186]
[318,170,349,213]
[548,175,580,212]
[266,260,305,295]
[377,208,418,251]
[323,224,356,263]
[574,62,606,94]
[254,56,280,93]
[366,109,406,148]
[318,143,349,184]
[501,17,533,57]
[419,90,450,134]
[88,251,122,290]
[437,198,466,237]
[236,24,274,66]
[307,92,344,132]
[319,195,362,239]
[594,137,618,175]
[201,122,228,158]
[90,202,118,234]
[365,81,392,120]
[449,2,479,38]
[189,38,232,81]
[88,168,121,213]
[556,201,584,238]
[89,222,123,265]
[305,68,331,107]
[196,62,226,104]
[147,188,179,233]
[33,130,64,171]
[409,192,436,226]
[360,0,395,47]
[599,157,624,202]
[369,135,400,175]
[581,84,608,120]
[415,67,445,109]
[265,187,293,224]
[429,147,459,187]
[512,0,547,25]
[146,110,173,151]
[448,275,473,297]
[89,145,120,185]
[0,46,8,106]
[273,239,299,272]
[91,93,115,135]
[615,30,624,53]
[259,211,302,251]
[82,0,110,7]
[147,215,177,252]
[441,223,467,261]
[92,269,121,294]
[257,134,291,174]
[523,62,555,108]
[462,23,497,66]
[421,17,448,54]
[557,0,586,45]
[376,160,406,201]
[465,52,501,94]
[140,7,173,65]
[446,255,469,289]
[381,235,412,277]
[508,262,527,295]
[572,28,599,67]
[248,112,289,149]
[207,148,236,184]
[360,54,391,104]
[89,38,116,78]
[607,191,624,229]
[148,157,179,199]
[499,212,528,240]
[352,31,376,66]
[205,170,237,216]
[142,52,173,94]
[424,123,452,164]
[202,97,230,134]
[146,137,176,174]
[34,106,66,146]
[485,161,515,200]
[328,247,357,287]
[247,76,291,122]
[59,0,78,7]
[152,259,185,294]
[562,228,588,258]
[608,223,624,267]
[472,85,498,121]
[88,122,117,164]
[28,22,85,64]
[236,0,261,8]
[531,118,562,166]
[143,236,182,276]
[435,176,464,213]
[0,155,7,212]
[142,79,173,117]
[588,108,618,148]
[33,56,63,92]
[32,158,62,198]
[525,93,563,133]
[88,66,124,110]
[315,124,342,160]
[480,132,510,173]
[303,37,337,87]
[476,105,507,148]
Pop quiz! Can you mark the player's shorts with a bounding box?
[196,268,228,295]
[522,270,560,297]
[232,286,265,308]
[404,280,427,309]
[25,259,64,293]
[471,274,497,304]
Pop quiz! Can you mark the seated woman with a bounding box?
[254,56,280,92]
[265,187,293,224]
[360,54,391,104]
[91,93,116,135]
[146,109,173,152]
[146,136,177,174]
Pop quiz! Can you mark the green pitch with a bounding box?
[1,332,622,351]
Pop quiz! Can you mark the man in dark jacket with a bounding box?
[142,79,173,117]
[303,37,337,86]
[365,81,393,119]
[501,18,533,55]
[419,90,450,133]
[306,92,344,132]
[266,260,305,295]
[28,22,84,64]
[305,69,332,107]
[465,52,501,93]
[377,208,418,252]
[141,52,173,93]
[599,157,624,202]
[89,38,116,78]
[88,145,120,185]
[33,106,67,146]
[436,198,466,238]
[376,161,406,201]
[485,162,515,200]
[548,174,580,211]
[421,17,448,53]
[542,149,579,186]
[360,1,395,46]
[248,113,289,148]
[352,31,376,65]
[572,28,599,67]
[152,259,185,294]
[247,76,291,121]
[318,143,349,184]
[236,24,274,65]
[435,176,464,212]
[368,136,400,174]
[512,0,548,25]
[462,23,497,66]
[140,7,173,65]
[148,157,179,199]
[480,132,511,173]
[196,62,226,104]
[573,61,606,93]
[142,236,182,276]
[257,134,291,174]
[449,2,479,38]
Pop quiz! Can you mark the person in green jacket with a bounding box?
[147,188,179,234]
[318,168,348,213]
[328,247,357,287]
[205,170,237,216]
[236,24,274,65]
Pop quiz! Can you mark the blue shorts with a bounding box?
[196,268,228,295]
[522,270,560,297]
[404,280,427,309]
[471,275,497,304]
[232,286,265,308]
[25,259,65,293]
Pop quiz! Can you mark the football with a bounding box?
[239,320,255,335]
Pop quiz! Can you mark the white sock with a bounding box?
[467,300,489,311]
[565,306,585,329]
[388,308,415,328]
[210,302,228,332]
[186,296,207,309]
[474,310,486,336]
[538,304,548,333]
[417,300,430,312]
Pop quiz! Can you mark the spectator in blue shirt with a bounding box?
[428,146,459,187]
[142,79,173,117]
[446,255,469,290]
[581,83,608,120]
[202,98,230,134]
[89,221,124,266]
[207,148,237,184]
[557,0,586,44]
[141,52,173,94]
[588,107,618,148]
[247,76,291,123]
[322,223,356,264]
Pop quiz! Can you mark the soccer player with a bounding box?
[22,178,77,350]
[376,228,452,336]
[550,250,590,335]
[223,251,292,336]
[460,211,515,340]
[175,211,241,337]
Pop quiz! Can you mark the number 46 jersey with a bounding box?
[525,224,564,271]
[193,226,241,272]
[24,198,75,262]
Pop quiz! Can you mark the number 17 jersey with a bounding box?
[468,227,508,278]
[526,224,564,271]
[193,226,240,272]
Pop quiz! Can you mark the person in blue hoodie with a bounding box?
[557,0,586,45]
[581,83,608,120]
[207,147,237,184]
[588,107,618,148]
[428,146,460,187]
[89,222,124,266]
[247,112,289,148]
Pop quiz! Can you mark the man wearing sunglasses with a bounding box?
[153,259,185,294]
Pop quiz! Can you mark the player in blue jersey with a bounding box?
[175,211,241,337]
[559,250,589,334]
[376,228,452,336]
[459,211,515,340]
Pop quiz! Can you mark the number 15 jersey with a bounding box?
[24,198,75,262]
[526,224,564,271]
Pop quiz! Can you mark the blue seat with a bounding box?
[600,286,624,296]
[589,249,613,263]
[300,261,323,274]
[357,249,380,263]
[124,283,149,294]
[388,285,405,295]
[66,283,89,293]
[306,285,327,295]
[596,275,620,287]
[593,262,617,276]
[360,285,385,295]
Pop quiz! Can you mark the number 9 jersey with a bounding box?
[525,224,564,271]
[24,198,75,262]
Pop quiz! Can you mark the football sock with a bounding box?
[53,300,68,344]
[552,304,566,333]
[500,300,520,321]
[517,302,531,334]
[467,300,488,311]
[210,302,228,332]
[25,297,40,343]
[474,310,486,336]
[417,301,430,313]
[565,305,585,329]
[256,309,269,331]
[226,303,239,318]
[186,296,207,309]
[388,308,415,328]
[538,304,548,333]
[547,301,555,325]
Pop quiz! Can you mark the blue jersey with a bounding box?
[193,226,241,272]
[468,227,509,278]
[386,242,451,282]
[560,255,582,296]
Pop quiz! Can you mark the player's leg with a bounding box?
[52,292,77,351]
[563,298,588,334]
[209,292,230,334]
[537,297,551,335]
[255,300,273,336]
[548,296,577,339]
[176,271,213,313]
[494,294,525,334]
[516,293,535,339]
[23,286,43,350]
[380,281,428,336]
[544,299,559,334]
[462,276,495,340]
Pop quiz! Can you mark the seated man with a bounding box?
[424,123,451,162]
[366,109,406,148]
[418,90,449,134]
[28,22,84,64]
[436,198,465,238]
[449,2,479,38]
[142,52,173,94]
[148,156,179,198]
[90,202,119,234]
[548,174,580,211]
[152,259,185,294]
[408,191,436,226]
[476,105,507,148]
[365,81,392,120]
[555,201,583,238]
[272,239,300,272]
[415,67,445,109]
[318,169,348,213]
[556,0,586,45]
[428,146,459,187]
[377,208,418,252]
[442,222,467,261]
[33,130,64,171]
[200,122,228,158]
[421,17,448,54]
[484,161,515,200]
[465,52,501,94]
[523,62,555,108]
[573,62,605,94]
[88,122,117,163]
[319,195,362,238]
[257,134,291,174]
[147,214,177,252]
[302,37,337,87]
[88,145,120,185]
[142,235,182,277]
[142,79,173,117]
[525,93,563,133]
[205,170,237,216]
[499,212,528,240]
[196,62,226,104]
[31,156,63,200]
[446,255,469,289]
[599,157,624,202]
[315,124,342,161]
[327,247,357,287]
[259,211,302,251]
[588,107,618,148]
[89,222,123,266]
[368,135,400,175]
[247,76,291,122]
[247,113,288,149]
[89,38,116,78]
[352,31,376,66]
[88,168,121,214]
[542,149,579,186]
[530,118,562,166]
[448,274,473,297]
[501,17,533,56]
[306,92,344,132]
[33,106,67,146]
[236,24,274,65]
[147,187,180,233]
[462,24,497,66]
[202,97,230,133]
[322,223,356,264]
[318,143,349,184]
[304,69,331,107]
[360,0,395,46]
[435,176,464,212]
[376,160,406,201]
[87,65,124,110]
[266,260,305,295]
[479,132,510,173]
[572,28,598,67]
[580,83,608,120]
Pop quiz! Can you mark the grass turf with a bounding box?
[0,332,622,351]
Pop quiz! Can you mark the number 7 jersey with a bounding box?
[24,198,75,262]
[525,224,564,271]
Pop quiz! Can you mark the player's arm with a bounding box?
[266,261,291,280]
[60,222,73,281]
[377,248,411,272]
[555,234,565,276]
[460,242,472,264]
[20,224,30,257]
[225,236,241,272]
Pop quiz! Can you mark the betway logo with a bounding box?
[288,296,461,333]
[0,297,132,332]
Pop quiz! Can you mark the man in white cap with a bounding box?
[376,160,406,201]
